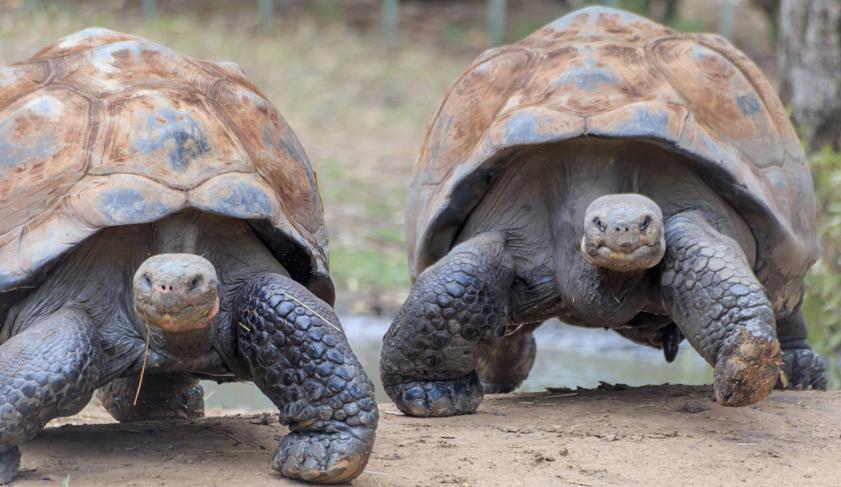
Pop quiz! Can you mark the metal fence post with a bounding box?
[381,0,400,46]
[487,0,506,46]
[719,0,734,39]
[258,0,274,29]
[143,0,157,20]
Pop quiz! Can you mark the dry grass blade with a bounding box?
[283,293,342,334]
[133,322,151,406]
[504,323,526,338]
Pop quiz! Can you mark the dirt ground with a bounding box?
[14,385,840,487]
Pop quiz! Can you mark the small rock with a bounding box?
[678,400,711,414]
[597,381,629,391]
[533,452,555,463]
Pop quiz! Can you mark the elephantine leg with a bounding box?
[380,233,514,417]
[775,306,827,390]
[660,213,780,407]
[0,307,101,483]
[476,327,536,394]
[235,273,377,484]
[97,374,204,422]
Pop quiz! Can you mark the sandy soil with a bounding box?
[14,384,840,486]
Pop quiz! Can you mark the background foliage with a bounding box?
[804,147,841,376]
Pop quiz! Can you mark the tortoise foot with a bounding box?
[386,372,483,417]
[272,428,374,484]
[0,447,20,484]
[714,332,781,407]
[778,348,827,390]
[98,375,205,422]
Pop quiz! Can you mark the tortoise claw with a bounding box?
[777,348,827,390]
[386,372,483,417]
[272,429,374,484]
[662,324,683,363]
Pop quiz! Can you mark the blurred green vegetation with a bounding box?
[804,147,841,382]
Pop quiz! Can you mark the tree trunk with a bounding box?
[778,0,841,152]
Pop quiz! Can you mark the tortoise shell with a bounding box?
[0,28,334,309]
[407,6,817,313]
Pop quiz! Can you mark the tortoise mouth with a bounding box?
[133,297,220,332]
[583,241,664,272]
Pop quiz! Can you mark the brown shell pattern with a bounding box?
[0,28,330,302]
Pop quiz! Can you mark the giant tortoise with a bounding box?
[0,28,377,483]
[380,6,825,418]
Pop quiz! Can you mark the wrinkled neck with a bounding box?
[154,210,202,254]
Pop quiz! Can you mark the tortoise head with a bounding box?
[132,254,220,357]
[580,194,665,272]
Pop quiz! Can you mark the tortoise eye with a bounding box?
[143,274,153,287]
[189,277,202,290]
[640,216,651,231]
[592,217,606,232]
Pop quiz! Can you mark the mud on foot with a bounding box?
[714,333,781,407]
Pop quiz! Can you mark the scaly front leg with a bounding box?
[235,273,377,484]
[380,233,515,417]
[0,307,101,483]
[660,212,781,406]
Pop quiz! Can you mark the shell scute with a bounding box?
[190,173,281,221]
[0,88,90,236]
[587,102,687,141]
[417,49,533,186]
[651,37,784,168]
[32,27,137,59]
[60,39,216,97]
[94,89,250,189]
[210,80,324,246]
[0,62,50,111]
[523,6,671,49]
[67,174,186,228]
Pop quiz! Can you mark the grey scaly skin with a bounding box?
[0,211,377,484]
[235,274,376,482]
[380,140,825,417]
[659,212,781,405]
[381,233,511,416]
